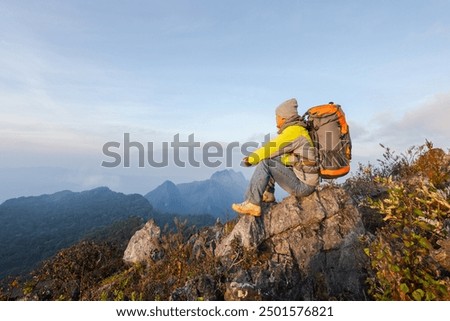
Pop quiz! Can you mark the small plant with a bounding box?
[363,141,450,301]
[91,217,225,300]
[11,241,125,300]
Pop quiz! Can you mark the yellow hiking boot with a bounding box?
[232,200,261,217]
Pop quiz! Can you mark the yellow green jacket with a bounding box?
[248,125,315,166]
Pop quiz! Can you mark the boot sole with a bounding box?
[231,204,261,217]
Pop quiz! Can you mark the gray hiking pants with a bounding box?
[246,157,316,204]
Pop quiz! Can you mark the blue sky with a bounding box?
[1,0,449,201]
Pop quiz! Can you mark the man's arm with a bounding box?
[247,126,304,165]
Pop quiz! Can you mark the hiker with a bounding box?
[232,98,319,217]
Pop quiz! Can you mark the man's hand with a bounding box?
[241,157,252,167]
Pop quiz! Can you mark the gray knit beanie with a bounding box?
[275,98,298,119]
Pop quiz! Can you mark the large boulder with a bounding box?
[123,220,164,264]
[216,186,367,300]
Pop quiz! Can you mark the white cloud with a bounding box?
[69,173,122,190]
[400,93,450,138]
[348,121,369,141]
[380,92,450,148]
[352,92,450,161]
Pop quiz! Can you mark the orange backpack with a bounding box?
[304,102,352,179]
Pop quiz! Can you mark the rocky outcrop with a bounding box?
[123,186,368,300]
[217,186,364,258]
[215,186,367,300]
[123,220,164,264]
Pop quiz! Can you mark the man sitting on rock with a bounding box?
[232,98,319,217]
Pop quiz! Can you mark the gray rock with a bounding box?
[187,220,224,261]
[217,186,368,300]
[170,275,220,301]
[215,214,266,256]
[123,220,164,264]
[224,282,261,301]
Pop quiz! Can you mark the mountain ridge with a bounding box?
[145,169,247,219]
[0,170,247,281]
[0,187,154,279]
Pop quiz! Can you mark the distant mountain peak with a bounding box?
[145,169,248,218]
[144,180,184,214]
[82,186,113,196]
[89,186,112,193]
[210,169,246,185]
[160,180,176,188]
[211,169,234,179]
[144,180,178,195]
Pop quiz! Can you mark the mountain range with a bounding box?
[0,169,246,280]
[144,169,248,219]
[0,187,156,279]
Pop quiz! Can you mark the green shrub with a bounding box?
[363,142,450,300]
